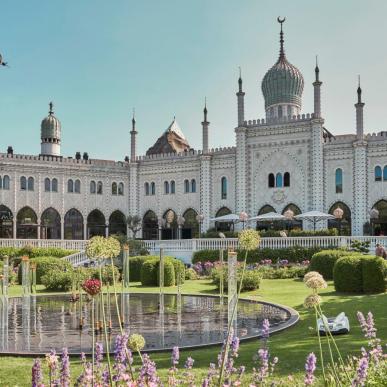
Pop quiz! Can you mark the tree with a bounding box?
[127,215,142,239]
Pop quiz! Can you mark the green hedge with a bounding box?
[128,256,156,282]
[140,257,182,287]
[211,267,261,292]
[333,255,386,294]
[310,250,352,280]
[171,259,185,285]
[41,269,74,291]
[0,246,76,259]
[17,257,73,285]
[192,246,325,264]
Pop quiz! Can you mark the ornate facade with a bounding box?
[1,20,387,240]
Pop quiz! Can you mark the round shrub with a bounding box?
[211,267,261,292]
[171,259,185,285]
[310,250,352,280]
[129,256,156,281]
[185,268,198,280]
[140,258,177,287]
[362,256,386,294]
[41,269,74,291]
[18,256,73,285]
[157,259,175,287]
[333,255,363,293]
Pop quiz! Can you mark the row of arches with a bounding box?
[268,172,290,188]
[0,206,127,239]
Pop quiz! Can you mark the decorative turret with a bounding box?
[355,76,365,139]
[261,18,304,120]
[313,56,322,118]
[130,109,137,162]
[40,102,61,156]
[202,98,210,153]
[236,67,245,126]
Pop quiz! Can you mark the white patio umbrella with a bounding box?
[294,211,335,231]
[210,213,240,232]
[248,212,286,222]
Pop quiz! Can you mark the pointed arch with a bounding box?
[215,206,232,232]
[282,203,302,229]
[118,182,124,195]
[41,207,61,239]
[3,175,10,190]
[258,205,276,215]
[142,210,158,240]
[268,173,275,188]
[109,210,126,236]
[0,205,13,238]
[64,208,84,240]
[375,166,382,182]
[52,178,58,192]
[182,208,199,239]
[275,173,283,188]
[370,199,387,236]
[87,209,106,238]
[162,209,178,239]
[44,178,51,192]
[17,206,38,239]
[328,201,351,235]
[90,180,96,194]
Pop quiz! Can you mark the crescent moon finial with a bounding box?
[277,16,286,24]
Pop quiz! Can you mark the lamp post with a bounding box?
[239,212,248,230]
[369,208,379,236]
[196,214,204,238]
[333,206,344,235]
[283,209,294,232]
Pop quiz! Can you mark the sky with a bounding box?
[0,0,387,160]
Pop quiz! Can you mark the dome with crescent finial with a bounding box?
[41,102,61,140]
[261,18,304,117]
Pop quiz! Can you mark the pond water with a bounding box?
[0,293,297,355]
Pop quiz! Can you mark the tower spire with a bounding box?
[357,75,362,104]
[315,55,319,82]
[201,98,210,153]
[238,66,242,93]
[49,101,54,115]
[203,97,208,122]
[130,108,137,162]
[313,55,322,118]
[277,16,286,60]
[236,67,245,126]
[132,108,136,130]
[355,76,365,139]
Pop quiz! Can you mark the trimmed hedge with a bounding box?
[211,267,261,292]
[310,250,353,280]
[362,257,386,294]
[41,269,74,291]
[192,246,325,264]
[333,255,386,294]
[140,257,183,287]
[128,256,156,282]
[17,257,73,285]
[0,246,76,259]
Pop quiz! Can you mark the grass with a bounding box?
[0,278,386,386]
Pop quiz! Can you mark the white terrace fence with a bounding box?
[0,236,385,265]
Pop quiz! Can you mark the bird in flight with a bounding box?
[0,53,9,67]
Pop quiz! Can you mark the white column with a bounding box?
[235,127,247,216]
[310,120,324,216]
[200,155,211,233]
[129,163,139,220]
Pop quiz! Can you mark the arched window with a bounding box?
[142,210,158,240]
[52,178,58,192]
[164,181,170,194]
[150,182,156,195]
[275,173,283,188]
[170,181,175,194]
[383,166,387,181]
[118,182,124,195]
[221,177,227,199]
[284,172,290,187]
[191,179,196,193]
[184,179,190,193]
[87,209,106,238]
[67,179,74,193]
[41,207,61,239]
[90,181,96,194]
[109,210,126,236]
[20,176,27,191]
[335,168,343,193]
[3,175,10,190]
[64,208,84,240]
[375,166,382,182]
[27,177,34,191]
[268,173,275,188]
[17,206,38,239]
[0,205,13,238]
[145,182,150,196]
[74,179,81,193]
[44,178,51,192]
[97,181,103,195]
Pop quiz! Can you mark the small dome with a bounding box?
[261,21,304,111]
[41,102,61,139]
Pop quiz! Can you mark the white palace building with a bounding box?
[1,19,387,241]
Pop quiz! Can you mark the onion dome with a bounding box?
[41,102,61,140]
[261,18,304,114]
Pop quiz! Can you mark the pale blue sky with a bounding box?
[0,0,386,159]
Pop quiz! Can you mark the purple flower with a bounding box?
[304,352,316,385]
[262,318,270,340]
[256,348,269,382]
[60,348,70,387]
[171,346,180,367]
[96,342,104,366]
[113,334,131,383]
[185,356,195,369]
[230,336,240,358]
[139,354,160,386]
[31,358,43,387]
[352,356,368,386]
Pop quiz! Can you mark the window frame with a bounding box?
[335,168,343,194]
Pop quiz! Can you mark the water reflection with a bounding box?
[0,294,292,354]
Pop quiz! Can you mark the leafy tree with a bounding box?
[127,215,142,239]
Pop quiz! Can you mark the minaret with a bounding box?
[313,56,322,118]
[201,98,209,153]
[236,67,245,126]
[40,102,61,156]
[355,76,365,139]
[130,109,137,162]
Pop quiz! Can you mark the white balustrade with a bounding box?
[0,238,87,251]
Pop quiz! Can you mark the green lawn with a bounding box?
[0,278,386,386]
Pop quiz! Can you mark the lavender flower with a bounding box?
[262,318,270,340]
[172,346,180,367]
[304,352,316,385]
[60,348,70,387]
[95,342,104,366]
[139,354,160,386]
[231,336,240,358]
[185,356,195,369]
[31,358,42,387]
[113,334,131,383]
[256,348,269,382]
[352,356,368,386]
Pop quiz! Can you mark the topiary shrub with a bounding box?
[211,267,261,292]
[157,259,175,287]
[171,259,185,285]
[41,269,74,291]
[333,255,363,293]
[185,267,198,280]
[129,256,155,281]
[18,256,73,285]
[310,250,352,280]
[140,257,178,287]
[362,256,386,294]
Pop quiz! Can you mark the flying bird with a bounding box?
[0,54,9,67]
